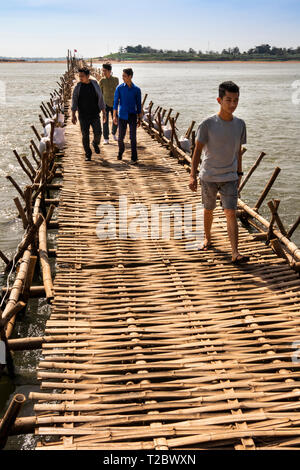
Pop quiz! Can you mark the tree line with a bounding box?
[114,44,300,57]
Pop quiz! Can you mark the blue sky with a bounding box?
[1,0,300,57]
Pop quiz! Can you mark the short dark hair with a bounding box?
[219,81,239,99]
[123,68,134,77]
[102,63,112,71]
[78,67,90,76]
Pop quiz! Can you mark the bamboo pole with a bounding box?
[13,150,34,182]
[288,215,300,239]
[6,175,25,200]
[238,198,300,262]
[239,151,266,193]
[38,218,54,302]
[0,394,26,449]
[13,197,28,229]
[31,125,42,142]
[254,167,281,211]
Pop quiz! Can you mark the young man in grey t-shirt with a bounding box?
[189,81,250,264]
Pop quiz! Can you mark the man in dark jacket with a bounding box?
[71,67,106,161]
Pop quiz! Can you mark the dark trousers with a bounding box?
[79,113,102,156]
[103,105,118,140]
[118,113,138,159]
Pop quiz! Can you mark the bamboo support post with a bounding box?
[288,215,300,239]
[142,93,148,108]
[22,155,36,179]
[6,175,25,200]
[185,121,196,139]
[267,199,288,237]
[13,197,28,229]
[266,200,280,243]
[0,250,9,266]
[13,150,34,182]
[170,117,182,150]
[239,151,266,193]
[30,145,40,166]
[5,215,44,273]
[31,125,42,142]
[40,105,48,118]
[0,301,27,330]
[45,204,56,225]
[254,167,281,212]
[0,394,26,449]
[238,197,300,262]
[30,140,42,160]
[165,108,173,125]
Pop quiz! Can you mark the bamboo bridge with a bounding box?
[1,59,300,450]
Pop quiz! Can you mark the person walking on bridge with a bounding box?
[113,68,143,163]
[100,63,119,145]
[189,81,250,264]
[71,67,106,161]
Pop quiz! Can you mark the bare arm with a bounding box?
[189,140,204,192]
[237,145,244,188]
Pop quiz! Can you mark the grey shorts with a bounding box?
[200,178,238,210]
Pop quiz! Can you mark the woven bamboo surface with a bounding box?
[33,100,300,450]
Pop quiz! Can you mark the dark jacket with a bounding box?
[71,79,105,113]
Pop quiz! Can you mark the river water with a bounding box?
[0,61,300,449]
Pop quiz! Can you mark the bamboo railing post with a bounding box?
[288,215,300,239]
[148,102,154,135]
[0,394,26,449]
[31,125,42,142]
[157,111,163,138]
[6,175,25,200]
[13,197,28,229]
[185,121,196,139]
[0,251,9,266]
[30,140,42,160]
[269,198,288,237]
[169,117,182,150]
[13,150,34,182]
[142,93,148,109]
[40,104,48,118]
[238,151,266,193]
[254,167,281,212]
[165,108,173,125]
[266,200,280,244]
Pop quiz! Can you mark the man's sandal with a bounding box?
[232,255,250,264]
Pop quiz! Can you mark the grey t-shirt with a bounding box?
[196,114,247,182]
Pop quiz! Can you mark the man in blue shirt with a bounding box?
[113,68,142,163]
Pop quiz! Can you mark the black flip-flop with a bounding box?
[232,255,250,264]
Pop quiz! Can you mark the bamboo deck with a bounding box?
[30,96,300,450]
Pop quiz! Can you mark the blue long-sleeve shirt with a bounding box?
[113,82,142,120]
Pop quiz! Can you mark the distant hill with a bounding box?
[101,44,300,62]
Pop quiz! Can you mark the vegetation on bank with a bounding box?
[100,44,300,62]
